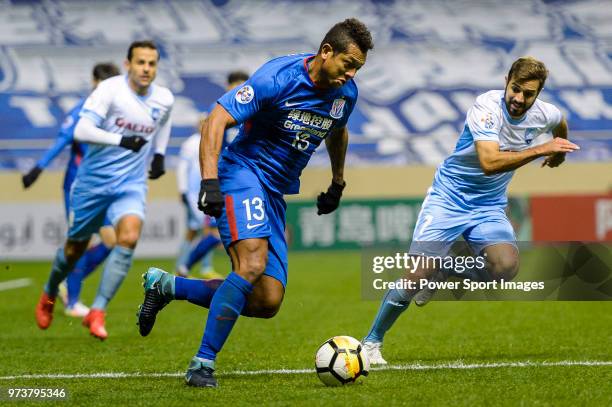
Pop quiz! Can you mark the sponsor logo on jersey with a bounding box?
[115,117,155,134]
[235,85,254,104]
[330,98,345,119]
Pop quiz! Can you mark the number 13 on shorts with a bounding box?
[242,197,265,222]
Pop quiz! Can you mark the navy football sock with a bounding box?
[185,234,220,270]
[196,272,253,361]
[66,243,111,307]
[175,277,224,308]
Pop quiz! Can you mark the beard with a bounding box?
[504,94,531,117]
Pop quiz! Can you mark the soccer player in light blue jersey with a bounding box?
[36,41,174,340]
[175,71,249,279]
[137,18,374,387]
[362,57,580,365]
[23,63,120,318]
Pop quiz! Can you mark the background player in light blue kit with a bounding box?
[175,70,250,279]
[23,63,120,318]
[36,40,174,340]
[137,18,374,387]
[362,57,580,365]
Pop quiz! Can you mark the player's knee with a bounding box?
[487,256,519,281]
[248,297,282,319]
[239,257,267,281]
[116,229,140,248]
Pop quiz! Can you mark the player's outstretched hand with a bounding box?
[541,137,579,155]
[119,135,148,152]
[148,153,165,179]
[198,179,224,217]
[317,180,346,215]
[22,166,42,188]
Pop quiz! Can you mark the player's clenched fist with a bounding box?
[198,179,224,217]
[317,180,346,215]
[119,135,148,152]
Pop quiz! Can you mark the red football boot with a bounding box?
[83,309,108,340]
[35,292,56,330]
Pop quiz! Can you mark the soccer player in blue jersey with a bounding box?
[23,63,120,317]
[361,57,580,365]
[137,18,373,387]
[36,40,174,340]
[175,71,249,279]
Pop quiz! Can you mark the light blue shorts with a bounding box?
[410,187,516,256]
[68,183,146,241]
[185,193,217,230]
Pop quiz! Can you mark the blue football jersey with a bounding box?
[36,99,87,191]
[217,53,358,195]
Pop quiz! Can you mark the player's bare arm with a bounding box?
[325,126,348,184]
[317,126,348,215]
[199,103,237,180]
[542,117,569,168]
[475,134,579,175]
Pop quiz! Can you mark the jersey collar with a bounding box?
[303,55,334,93]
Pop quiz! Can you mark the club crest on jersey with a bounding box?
[235,85,254,104]
[330,98,345,119]
[525,128,538,144]
[483,113,495,129]
[151,107,161,121]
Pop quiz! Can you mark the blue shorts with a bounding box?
[68,183,146,241]
[217,161,288,287]
[410,187,516,256]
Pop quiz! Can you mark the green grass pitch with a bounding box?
[0,251,610,406]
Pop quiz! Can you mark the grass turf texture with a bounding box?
[0,250,610,406]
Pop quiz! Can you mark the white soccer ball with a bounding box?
[315,335,370,386]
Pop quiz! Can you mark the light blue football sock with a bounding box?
[201,250,214,273]
[44,248,74,297]
[196,272,253,361]
[364,282,413,343]
[175,239,193,272]
[91,245,134,310]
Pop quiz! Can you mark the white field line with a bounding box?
[0,360,610,381]
[0,278,32,292]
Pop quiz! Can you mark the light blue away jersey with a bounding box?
[217,54,358,195]
[433,90,562,208]
[76,75,174,192]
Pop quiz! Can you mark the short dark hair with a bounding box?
[92,62,120,81]
[507,56,548,92]
[227,70,249,85]
[318,18,374,55]
[127,40,159,61]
